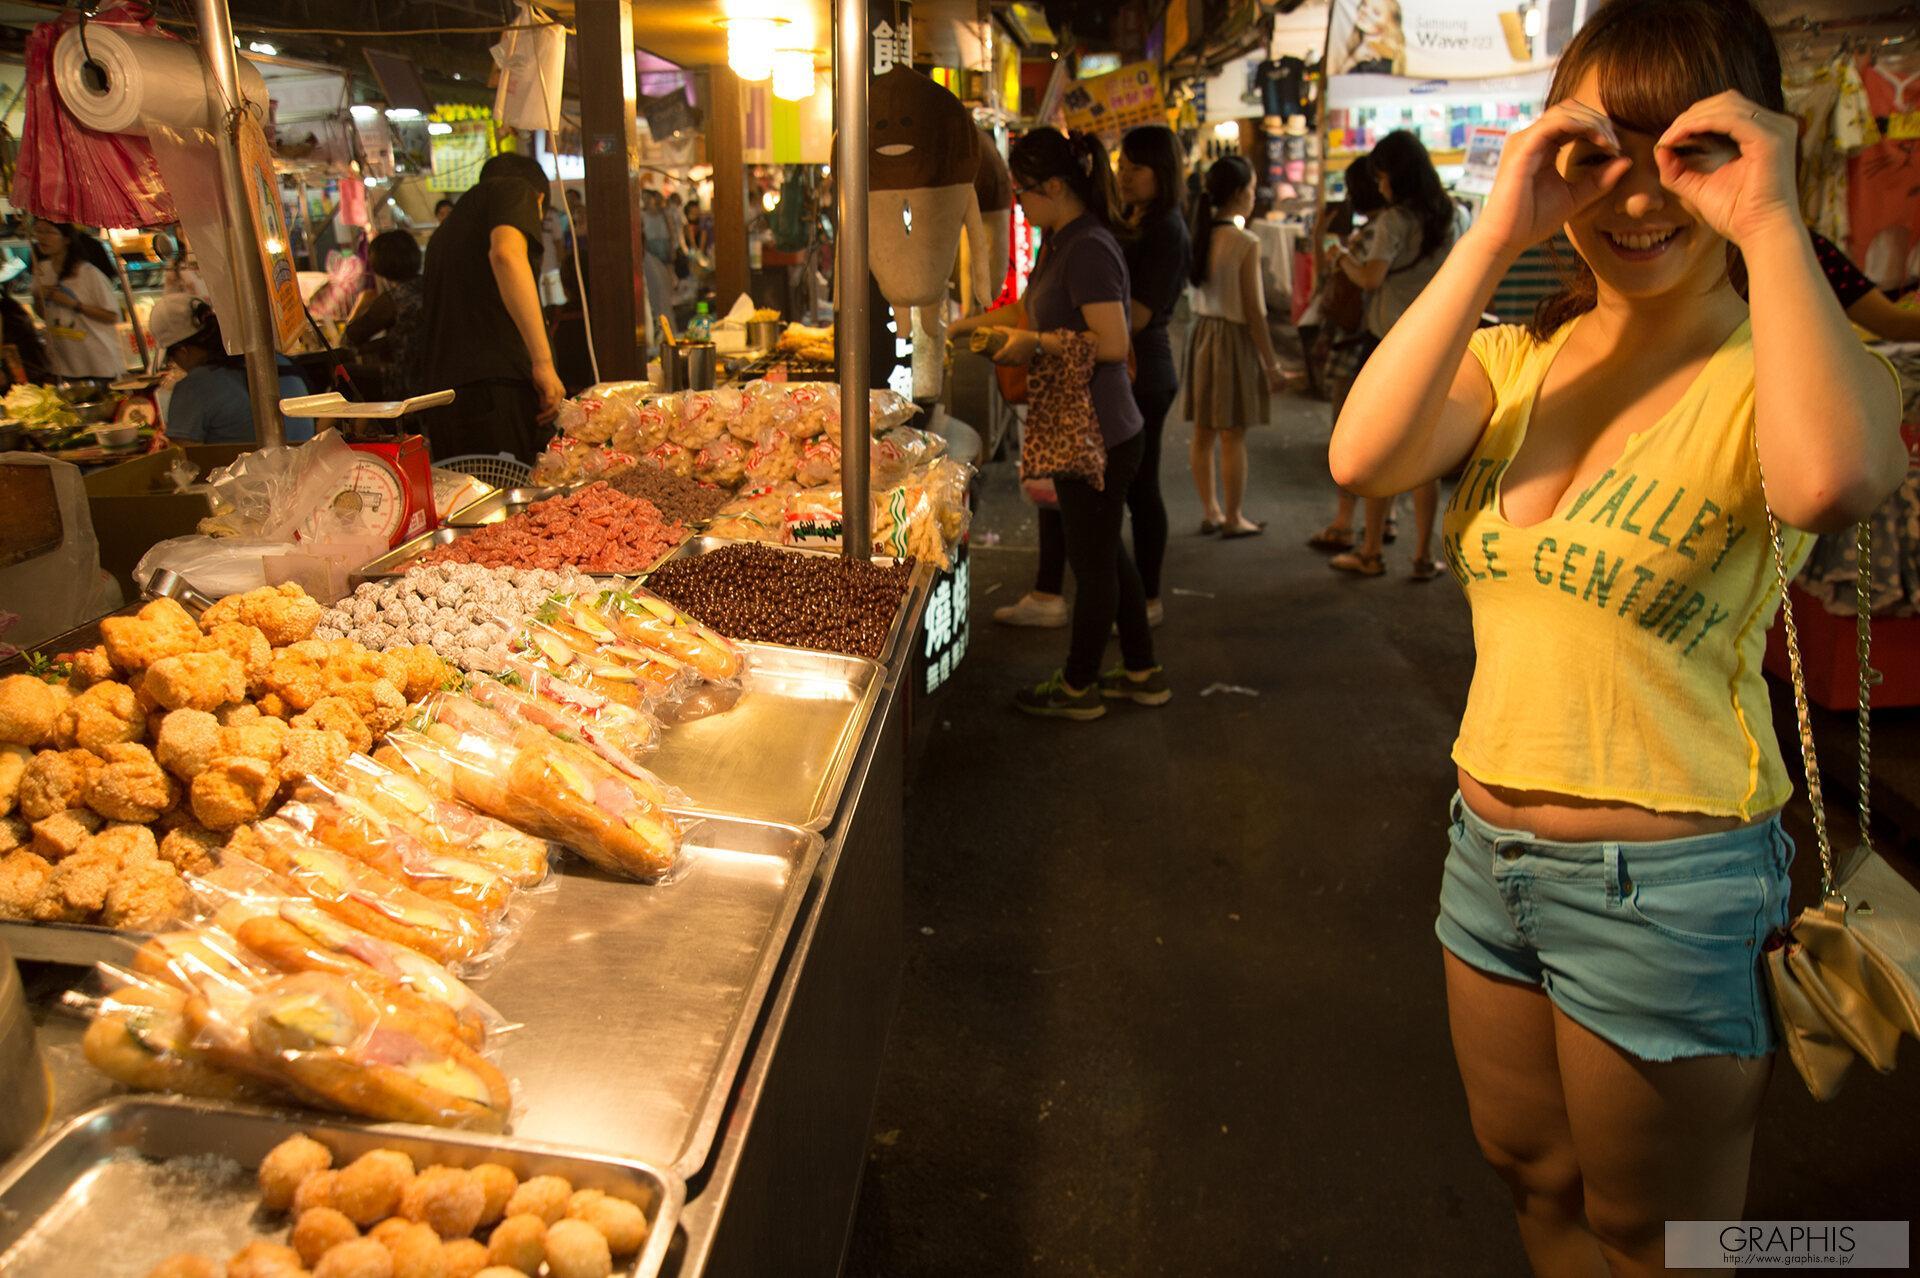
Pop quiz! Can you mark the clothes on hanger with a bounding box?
[1850,51,1920,289]
[1786,58,1874,246]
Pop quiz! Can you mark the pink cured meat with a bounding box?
[418,482,687,572]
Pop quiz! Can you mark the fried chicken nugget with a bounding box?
[29,807,101,861]
[292,697,374,755]
[36,840,120,917]
[219,702,262,727]
[257,694,292,719]
[222,716,290,766]
[1,742,29,817]
[278,728,353,792]
[395,646,455,704]
[61,644,115,689]
[0,814,25,853]
[143,651,248,714]
[85,743,179,823]
[86,823,159,866]
[104,857,188,930]
[0,850,54,919]
[159,822,226,875]
[0,674,61,746]
[200,622,273,689]
[19,749,103,821]
[202,583,324,647]
[191,756,279,831]
[156,709,222,782]
[264,642,329,713]
[99,600,201,673]
[64,680,148,753]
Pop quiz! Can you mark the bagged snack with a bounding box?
[695,435,749,486]
[516,597,697,708]
[795,437,840,487]
[744,429,800,487]
[597,586,745,683]
[615,398,675,455]
[380,709,685,881]
[274,795,519,920]
[645,441,695,479]
[469,668,659,779]
[325,752,554,889]
[83,967,275,1103]
[670,387,746,450]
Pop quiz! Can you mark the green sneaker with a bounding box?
[1099,666,1172,706]
[1014,671,1107,721]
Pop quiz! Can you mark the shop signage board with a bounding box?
[1330,0,1592,79]
[1061,62,1166,136]
[429,120,493,193]
[1460,125,1507,192]
[237,112,305,348]
[870,0,912,76]
[1164,0,1190,63]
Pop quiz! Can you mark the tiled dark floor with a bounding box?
[847,392,1920,1276]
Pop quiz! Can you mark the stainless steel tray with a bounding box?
[476,814,823,1177]
[0,1096,682,1278]
[647,641,885,831]
[0,919,142,968]
[351,526,692,584]
[645,535,927,671]
[443,485,576,526]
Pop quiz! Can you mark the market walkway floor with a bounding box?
[846,392,1920,1276]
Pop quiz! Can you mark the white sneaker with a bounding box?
[994,593,1069,627]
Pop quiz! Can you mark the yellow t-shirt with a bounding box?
[1441,317,1885,820]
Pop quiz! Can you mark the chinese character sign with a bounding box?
[872,17,912,76]
[1062,63,1167,137]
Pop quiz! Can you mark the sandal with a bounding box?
[1329,550,1385,577]
[1410,558,1443,582]
[1199,519,1222,536]
[1221,520,1268,540]
[1307,524,1355,552]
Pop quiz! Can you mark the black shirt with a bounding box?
[1810,228,1874,310]
[421,178,545,389]
[1124,206,1191,373]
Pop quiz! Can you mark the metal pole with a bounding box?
[193,0,284,446]
[106,239,147,375]
[835,0,871,560]
[295,174,320,272]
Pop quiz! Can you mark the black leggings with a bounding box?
[1053,432,1154,689]
[1036,377,1174,599]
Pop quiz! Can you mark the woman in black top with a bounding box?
[994,126,1192,631]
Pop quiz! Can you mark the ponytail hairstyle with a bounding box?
[1188,154,1254,287]
[1528,0,1783,338]
[1008,128,1119,230]
[1367,131,1453,262]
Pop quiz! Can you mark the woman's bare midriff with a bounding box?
[1457,769,1772,842]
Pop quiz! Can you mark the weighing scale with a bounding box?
[281,390,452,549]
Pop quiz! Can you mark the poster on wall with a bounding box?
[1330,0,1591,80]
[237,112,306,348]
[1061,62,1166,136]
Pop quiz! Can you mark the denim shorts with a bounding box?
[1435,792,1794,1062]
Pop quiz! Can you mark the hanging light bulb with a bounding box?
[721,17,786,83]
[771,50,816,101]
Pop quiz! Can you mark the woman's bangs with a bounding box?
[1551,12,1765,138]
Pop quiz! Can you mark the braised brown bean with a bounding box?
[644,543,914,660]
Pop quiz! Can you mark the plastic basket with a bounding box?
[434,453,531,489]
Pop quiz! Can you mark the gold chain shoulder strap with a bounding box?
[1760,467,1875,903]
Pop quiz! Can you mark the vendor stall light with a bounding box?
[762,189,781,211]
[428,122,453,135]
[1523,6,1542,37]
[264,237,284,256]
[350,104,378,121]
[385,108,424,121]
[772,50,816,101]
[247,41,277,56]
[719,16,788,83]
[1212,120,1240,140]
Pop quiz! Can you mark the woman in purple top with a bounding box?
[952,130,1168,720]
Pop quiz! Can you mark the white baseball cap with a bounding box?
[146,292,214,351]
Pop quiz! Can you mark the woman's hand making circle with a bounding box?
[1655,90,1801,248]
[1472,100,1631,260]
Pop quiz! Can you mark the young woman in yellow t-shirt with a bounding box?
[1330,0,1902,1271]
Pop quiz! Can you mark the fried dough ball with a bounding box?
[0,814,25,853]
[29,806,102,862]
[292,697,374,755]
[470,1164,517,1226]
[440,1239,489,1278]
[483,1214,546,1273]
[261,1133,336,1210]
[36,837,122,916]
[86,742,179,823]
[158,822,226,875]
[314,1237,394,1278]
[333,1149,416,1226]
[143,651,248,714]
[503,1175,571,1225]
[400,1166,485,1240]
[257,693,292,720]
[226,1239,307,1278]
[567,1192,648,1256]
[472,1270,526,1278]
[0,850,53,919]
[85,821,158,865]
[19,749,102,821]
[293,1207,361,1267]
[0,674,61,746]
[201,621,273,686]
[219,702,263,727]
[294,1168,340,1216]
[381,1221,448,1278]
[222,715,290,766]
[543,1219,612,1278]
[277,728,352,791]
[204,583,325,647]
[156,709,222,781]
[368,1220,413,1248]
[190,756,278,831]
[0,742,28,817]
[63,644,116,689]
[100,600,202,673]
[64,680,147,753]
[342,680,408,738]
[394,646,455,703]
[146,1256,224,1278]
[41,684,76,747]
[103,858,188,929]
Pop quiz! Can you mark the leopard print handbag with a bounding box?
[1020,329,1107,491]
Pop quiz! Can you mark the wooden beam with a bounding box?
[707,64,750,307]
[579,0,645,377]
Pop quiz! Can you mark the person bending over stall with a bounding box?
[1329,1,1902,1271]
[148,294,315,445]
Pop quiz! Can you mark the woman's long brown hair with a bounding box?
[1528,0,1786,339]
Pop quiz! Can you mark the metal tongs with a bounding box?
[142,568,217,616]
